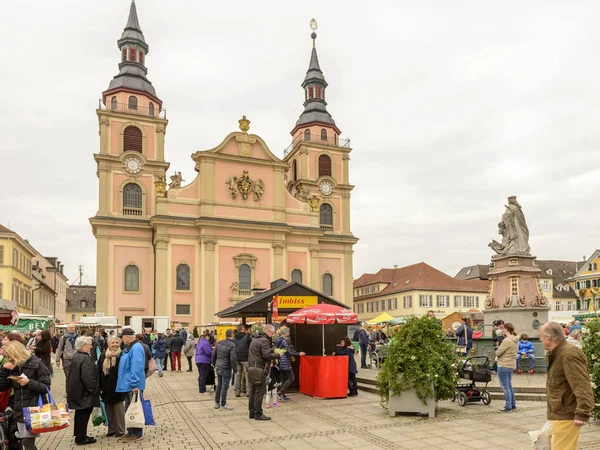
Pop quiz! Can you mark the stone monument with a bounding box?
[484,196,549,336]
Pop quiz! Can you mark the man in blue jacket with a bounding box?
[116,328,147,442]
[517,333,535,374]
[358,324,370,369]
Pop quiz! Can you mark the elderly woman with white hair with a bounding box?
[98,335,126,437]
[67,336,100,445]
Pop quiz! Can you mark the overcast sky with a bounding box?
[1,1,599,285]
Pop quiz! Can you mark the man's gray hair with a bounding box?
[263,324,275,334]
[75,336,93,350]
[542,322,566,341]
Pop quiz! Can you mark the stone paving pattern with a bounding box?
[36,364,600,449]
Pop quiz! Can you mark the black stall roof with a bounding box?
[216,281,350,318]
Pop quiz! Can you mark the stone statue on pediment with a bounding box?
[489,196,530,257]
[168,171,184,190]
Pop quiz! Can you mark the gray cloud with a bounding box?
[0,1,598,285]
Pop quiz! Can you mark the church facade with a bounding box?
[90,3,358,327]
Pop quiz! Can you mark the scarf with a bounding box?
[103,347,122,375]
[66,332,77,348]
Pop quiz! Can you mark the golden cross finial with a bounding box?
[239,115,250,134]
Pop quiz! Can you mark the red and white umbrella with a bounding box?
[286,303,358,355]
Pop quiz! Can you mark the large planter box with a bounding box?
[388,387,437,418]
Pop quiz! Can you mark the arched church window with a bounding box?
[320,203,333,229]
[318,154,332,177]
[239,264,251,291]
[124,265,140,292]
[176,264,190,291]
[320,128,327,141]
[292,160,297,182]
[123,183,142,216]
[291,269,302,284]
[110,96,117,111]
[304,129,311,141]
[323,273,333,296]
[148,102,154,117]
[123,126,142,153]
[128,96,138,110]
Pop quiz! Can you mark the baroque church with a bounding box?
[91,2,358,326]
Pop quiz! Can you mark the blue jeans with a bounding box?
[497,366,515,410]
[124,391,143,437]
[360,344,368,367]
[215,368,232,406]
[516,353,534,370]
[155,357,164,375]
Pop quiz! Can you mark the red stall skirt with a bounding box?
[299,356,349,399]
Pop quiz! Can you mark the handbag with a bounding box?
[91,405,106,427]
[146,358,158,378]
[23,386,70,434]
[125,392,145,429]
[140,392,155,426]
[248,363,268,386]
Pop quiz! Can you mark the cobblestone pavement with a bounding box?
[36,364,600,449]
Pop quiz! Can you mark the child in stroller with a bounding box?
[453,356,492,407]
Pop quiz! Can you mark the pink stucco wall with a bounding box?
[287,252,307,279]
[167,203,201,216]
[176,175,200,199]
[171,244,196,321]
[285,214,311,225]
[320,257,342,299]
[216,229,274,240]
[219,137,272,161]
[218,246,270,310]
[215,206,273,220]
[114,244,153,314]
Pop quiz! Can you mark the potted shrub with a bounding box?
[376,315,457,418]
[581,318,600,420]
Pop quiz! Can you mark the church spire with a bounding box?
[292,19,340,135]
[103,0,160,104]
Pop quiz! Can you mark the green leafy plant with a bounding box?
[581,318,600,421]
[376,315,458,408]
[193,326,199,338]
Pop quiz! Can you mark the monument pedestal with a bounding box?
[483,254,549,337]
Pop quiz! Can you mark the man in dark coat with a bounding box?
[169,331,185,372]
[247,324,280,421]
[163,329,172,371]
[358,325,370,369]
[211,329,237,409]
[66,336,100,445]
[233,325,252,397]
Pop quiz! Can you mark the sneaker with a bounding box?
[214,403,220,409]
[512,406,517,410]
[220,405,233,410]
[265,403,270,408]
[178,370,182,373]
[255,415,271,421]
[124,436,142,442]
[281,394,290,401]
[499,408,512,413]
[118,434,131,440]
[277,393,286,401]
[187,369,193,372]
[517,369,523,375]
[273,402,280,407]
[106,432,116,437]
[529,370,534,375]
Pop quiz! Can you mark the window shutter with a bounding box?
[123,126,142,152]
[318,155,332,177]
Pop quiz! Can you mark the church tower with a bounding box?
[284,20,353,238]
[91,1,169,317]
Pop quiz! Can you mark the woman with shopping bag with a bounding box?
[97,335,126,437]
[67,336,100,445]
[0,340,51,450]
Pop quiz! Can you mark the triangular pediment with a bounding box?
[192,132,283,164]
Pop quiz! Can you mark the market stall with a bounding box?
[216,279,353,393]
[286,303,358,399]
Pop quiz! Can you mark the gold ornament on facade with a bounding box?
[308,195,320,212]
[154,176,167,198]
[226,170,265,201]
[238,115,250,134]
[236,115,256,156]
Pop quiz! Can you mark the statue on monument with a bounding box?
[488,196,530,257]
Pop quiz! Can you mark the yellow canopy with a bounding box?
[367,312,395,324]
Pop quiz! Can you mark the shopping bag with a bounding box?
[100,401,109,426]
[91,406,105,427]
[125,392,145,429]
[529,420,552,450]
[23,386,70,434]
[146,358,158,378]
[140,392,155,426]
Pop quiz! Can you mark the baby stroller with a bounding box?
[452,356,492,407]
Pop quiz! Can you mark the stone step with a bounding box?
[357,382,547,401]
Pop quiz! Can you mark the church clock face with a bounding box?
[123,156,143,175]
[319,180,333,196]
